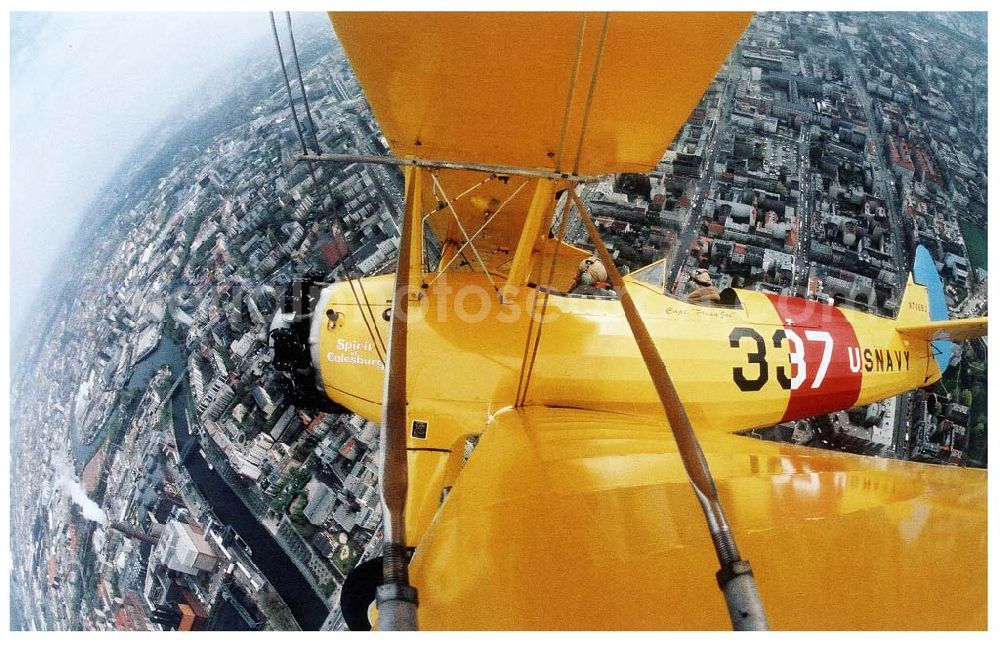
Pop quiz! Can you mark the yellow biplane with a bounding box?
[269,12,988,630]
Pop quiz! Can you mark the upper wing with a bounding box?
[408,406,986,629]
[328,13,751,285]
[329,12,752,176]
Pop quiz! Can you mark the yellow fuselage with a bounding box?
[314,270,940,544]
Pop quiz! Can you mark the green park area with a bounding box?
[328,531,362,579]
[959,218,987,271]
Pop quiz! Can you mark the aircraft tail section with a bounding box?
[896,246,943,321]
[895,245,985,374]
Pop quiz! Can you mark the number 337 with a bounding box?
[729,327,833,392]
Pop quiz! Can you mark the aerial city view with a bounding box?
[9,12,988,631]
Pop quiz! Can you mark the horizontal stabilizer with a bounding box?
[896,317,988,344]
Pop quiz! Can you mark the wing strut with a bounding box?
[374,167,423,630]
[571,190,769,631]
[299,152,603,183]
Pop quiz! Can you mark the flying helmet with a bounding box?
[578,256,608,284]
[692,268,712,286]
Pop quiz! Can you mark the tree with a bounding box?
[292,434,320,462]
[289,495,309,526]
[268,495,288,514]
[960,389,973,408]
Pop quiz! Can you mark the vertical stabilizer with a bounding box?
[898,245,951,372]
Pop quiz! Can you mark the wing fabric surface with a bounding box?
[408,406,986,630]
[329,12,752,175]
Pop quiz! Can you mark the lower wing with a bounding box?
[408,406,986,629]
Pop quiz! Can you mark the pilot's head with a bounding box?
[578,256,608,284]
[691,268,712,286]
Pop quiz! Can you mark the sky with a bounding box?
[8,12,283,336]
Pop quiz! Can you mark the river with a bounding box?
[101,334,329,629]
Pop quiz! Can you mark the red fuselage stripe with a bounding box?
[767,294,864,423]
